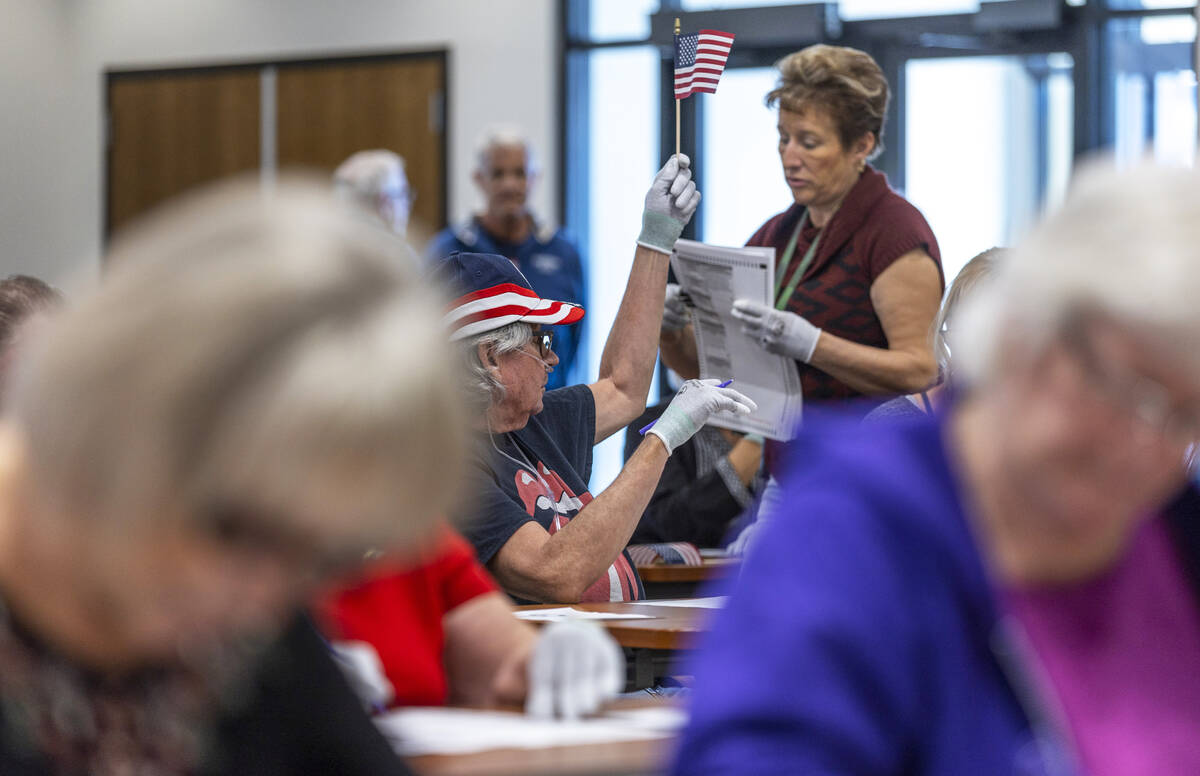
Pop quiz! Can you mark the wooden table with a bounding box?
[410,735,671,776]
[515,600,717,687]
[407,698,679,776]
[636,557,739,599]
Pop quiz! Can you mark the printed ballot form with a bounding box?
[671,239,802,441]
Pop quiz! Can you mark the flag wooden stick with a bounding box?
[674,17,681,160]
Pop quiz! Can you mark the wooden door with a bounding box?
[107,69,260,234]
[275,55,446,234]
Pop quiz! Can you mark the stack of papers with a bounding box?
[513,607,656,622]
[378,706,686,757]
[633,597,727,609]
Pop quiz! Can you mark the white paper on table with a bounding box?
[698,548,728,559]
[670,238,803,441]
[513,607,655,622]
[631,597,727,609]
[601,705,689,732]
[377,707,672,757]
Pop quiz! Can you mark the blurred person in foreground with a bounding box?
[427,127,586,388]
[0,274,62,390]
[434,156,756,605]
[675,162,1200,775]
[0,181,467,775]
[315,524,625,719]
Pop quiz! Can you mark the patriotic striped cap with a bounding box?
[435,252,585,341]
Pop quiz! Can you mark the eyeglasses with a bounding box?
[532,330,554,360]
[1064,318,1200,448]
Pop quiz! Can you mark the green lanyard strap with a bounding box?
[773,211,822,311]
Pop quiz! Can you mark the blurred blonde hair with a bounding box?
[954,160,1200,388]
[767,44,889,159]
[934,248,1005,378]
[7,178,467,559]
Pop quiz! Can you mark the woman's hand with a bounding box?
[731,299,822,363]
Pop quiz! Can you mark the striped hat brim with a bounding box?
[446,282,584,341]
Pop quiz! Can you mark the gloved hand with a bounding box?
[637,154,701,255]
[731,299,822,363]
[647,378,758,454]
[662,283,691,332]
[726,474,783,557]
[526,621,624,719]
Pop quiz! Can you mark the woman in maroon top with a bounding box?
[664,45,944,493]
[667,44,943,417]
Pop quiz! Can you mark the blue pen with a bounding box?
[640,379,734,435]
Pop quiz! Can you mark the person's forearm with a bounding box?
[535,437,670,601]
[660,323,700,380]
[725,438,763,484]
[808,332,937,396]
[443,592,537,707]
[597,246,671,406]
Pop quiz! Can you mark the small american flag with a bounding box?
[674,28,735,100]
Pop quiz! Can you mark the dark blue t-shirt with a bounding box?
[427,219,586,390]
[459,385,643,604]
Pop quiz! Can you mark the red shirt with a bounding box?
[314,529,497,708]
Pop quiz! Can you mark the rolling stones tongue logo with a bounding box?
[512,460,639,602]
[513,462,592,532]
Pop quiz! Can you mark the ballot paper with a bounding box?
[378,707,676,757]
[513,607,655,622]
[671,239,803,441]
[631,597,727,609]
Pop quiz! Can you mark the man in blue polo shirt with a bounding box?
[427,128,585,389]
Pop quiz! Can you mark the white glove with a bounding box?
[726,474,783,557]
[330,641,395,712]
[637,155,701,255]
[647,378,758,454]
[526,621,624,719]
[663,283,691,332]
[731,299,822,363]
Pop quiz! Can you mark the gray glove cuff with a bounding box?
[637,211,685,255]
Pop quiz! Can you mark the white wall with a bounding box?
[0,0,558,279]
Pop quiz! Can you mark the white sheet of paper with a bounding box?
[377,707,672,757]
[513,607,656,622]
[631,597,727,609]
[602,705,689,732]
[671,238,802,441]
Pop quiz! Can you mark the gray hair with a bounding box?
[474,126,539,177]
[8,178,467,556]
[461,321,533,410]
[954,160,1200,388]
[333,150,407,218]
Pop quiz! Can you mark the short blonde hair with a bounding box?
[767,44,889,159]
[934,248,1005,376]
[8,179,467,558]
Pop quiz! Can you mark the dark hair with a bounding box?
[766,44,890,159]
[0,275,61,352]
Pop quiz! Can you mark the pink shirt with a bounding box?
[1005,517,1200,775]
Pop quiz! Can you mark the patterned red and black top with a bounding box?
[747,166,943,404]
[747,166,943,474]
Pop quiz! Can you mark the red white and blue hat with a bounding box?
[433,252,585,342]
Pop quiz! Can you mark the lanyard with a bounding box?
[773,211,822,311]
